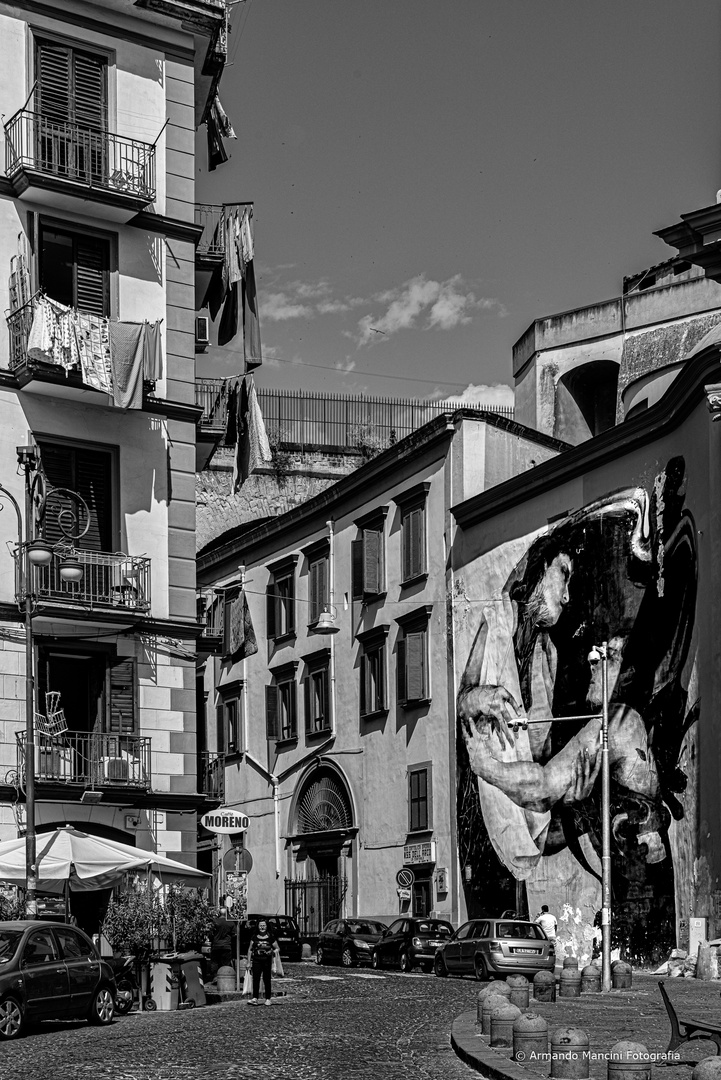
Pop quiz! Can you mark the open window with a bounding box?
[358,624,389,718]
[408,762,433,833]
[351,507,388,601]
[266,663,298,743]
[303,649,331,737]
[394,483,430,584]
[266,556,298,642]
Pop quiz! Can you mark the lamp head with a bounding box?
[587,647,602,665]
[26,539,53,566]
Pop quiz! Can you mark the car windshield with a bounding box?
[497,923,544,939]
[274,917,297,931]
[348,922,385,935]
[416,921,452,935]
[0,930,23,962]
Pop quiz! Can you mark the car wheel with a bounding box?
[0,996,23,1040]
[341,947,355,968]
[315,946,324,966]
[434,954,448,978]
[114,978,134,1015]
[474,956,489,981]
[88,986,115,1026]
[399,951,413,973]
[371,951,381,970]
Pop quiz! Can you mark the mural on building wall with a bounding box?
[455,458,698,963]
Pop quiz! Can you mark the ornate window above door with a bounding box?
[296,774,353,834]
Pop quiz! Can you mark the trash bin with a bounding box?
[177,951,206,1007]
[150,957,181,1011]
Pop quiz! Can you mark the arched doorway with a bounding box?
[285,764,356,937]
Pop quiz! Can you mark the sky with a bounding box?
[197,0,721,406]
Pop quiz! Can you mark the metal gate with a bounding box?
[285,876,347,937]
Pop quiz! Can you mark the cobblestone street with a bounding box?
[0,963,478,1080]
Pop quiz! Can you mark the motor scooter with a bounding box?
[109,955,157,1013]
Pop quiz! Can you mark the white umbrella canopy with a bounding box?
[0,826,210,893]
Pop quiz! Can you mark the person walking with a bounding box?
[247,918,280,1006]
[536,904,558,942]
[210,905,236,978]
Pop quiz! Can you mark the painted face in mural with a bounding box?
[529,552,573,628]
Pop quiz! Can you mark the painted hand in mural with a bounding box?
[458,685,522,751]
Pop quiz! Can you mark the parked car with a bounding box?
[434,917,555,980]
[0,920,117,1039]
[316,919,387,967]
[371,917,454,973]
[237,914,303,961]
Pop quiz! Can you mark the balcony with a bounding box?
[194,203,249,270]
[197,589,224,655]
[195,377,229,469]
[4,110,156,219]
[15,548,151,615]
[199,751,225,801]
[17,731,152,792]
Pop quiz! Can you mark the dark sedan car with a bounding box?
[238,914,303,961]
[434,918,555,980]
[316,919,387,967]
[0,920,116,1039]
[372,917,454,973]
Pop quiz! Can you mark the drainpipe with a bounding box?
[327,519,336,736]
[239,565,249,756]
[272,775,281,879]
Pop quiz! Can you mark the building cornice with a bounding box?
[453,346,721,529]
[128,212,204,246]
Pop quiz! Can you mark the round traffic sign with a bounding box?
[201,807,249,834]
[222,847,253,873]
[396,868,415,889]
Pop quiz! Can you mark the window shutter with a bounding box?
[309,562,319,623]
[266,585,277,639]
[303,676,311,734]
[37,442,112,551]
[286,577,296,635]
[360,651,367,717]
[408,508,424,578]
[265,685,279,741]
[321,668,330,730]
[396,636,406,704]
[73,51,107,130]
[363,528,381,594]
[317,558,328,618]
[75,236,109,317]
[288,681,297,738]
[402,514,411,582]
[406,631,426,701]
[378,644,387,711]
[351,539,364,601]
[36,41,72,121]
[108,658,136,734]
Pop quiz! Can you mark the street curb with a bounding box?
[451,1011,543,1080]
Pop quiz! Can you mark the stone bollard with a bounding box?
[482,992,513,1037]
[562,955,579,967]
[692,1059,721,1080]
[477,984,507,1023]
[580,965,601,994]
[507,975,530,1010]
[215,966,236,993]
[607,1041,651,1080]
[490,1001,522,1048]
[533,969,557,1002]
[513,1011,549,1063]
[550,1027,590,1080]
[301,943,312,960]
[559,966,582,998]
[611,961,633,990]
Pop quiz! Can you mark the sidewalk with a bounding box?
[452,974,721,1080]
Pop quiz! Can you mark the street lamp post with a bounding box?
[0,446,90,917]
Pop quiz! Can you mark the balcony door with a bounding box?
[39,224,110,317]
[35,39,108,185]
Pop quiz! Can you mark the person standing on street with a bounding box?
[210,905,236,977]
[536,904,558,943]
[247,918,280,1006]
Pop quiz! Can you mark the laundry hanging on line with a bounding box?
[232,375,272,492]
[227,589,258,661]
[215,204,263,370]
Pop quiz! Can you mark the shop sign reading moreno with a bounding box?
[200,808,249,834]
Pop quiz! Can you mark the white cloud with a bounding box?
[352,274,506,346]
[260,292,314,322]
[436,382,515,409]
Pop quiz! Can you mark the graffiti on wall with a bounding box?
[455,458,698,963]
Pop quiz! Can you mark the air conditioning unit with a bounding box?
[102,757,129,782]
[34,743,72,780]
[195,315,210,350]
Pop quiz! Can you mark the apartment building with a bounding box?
[0,0,229,922]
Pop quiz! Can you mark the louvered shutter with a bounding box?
[287,681,297,738]
[396,636,406,704]
[75,236,108,316]
[406,631,427,702]
[309,558,328,623]
[75,448,112,551]
[304,677,311,734]
[73,52,107,130]
[266,585,277,640]
[320,669,330,730]
[360,651,367,717]
[363,528,381,594]
[108,658,136,734]
[404,508,424,580]
[351,540,364,601]
[265,685,279,741]
[36,42,72,122]
[377,645,386,711]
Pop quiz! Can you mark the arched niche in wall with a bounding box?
[553,359,620,444]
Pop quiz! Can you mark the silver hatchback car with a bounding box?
[434,918,555,980]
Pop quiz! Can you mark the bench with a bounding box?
[658,980,721,1055]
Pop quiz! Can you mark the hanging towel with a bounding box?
[224,379,239,446]
[226,206,242,285]
[232,377,272,491]
[144,320,163,382]
[206,108,228,172]
[228,589,258,661]
[213,94,237,140]
[27,297,54,363]
[109,321,145,409]
[239,206,254,266]
[242,259,262,370]
[76,310,113,394]
[218,280,240,347]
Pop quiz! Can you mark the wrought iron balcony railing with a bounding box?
[15,548,151,613]
[195,378,229,432]
[194,203,249,264]
[17,731,152,790]
[4,110,156,206]
[199,751,225,800]
[197,590,225,652]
